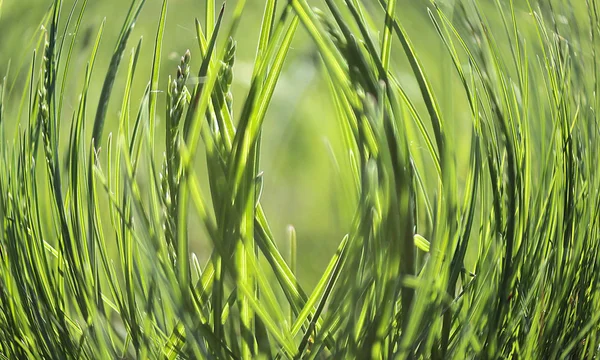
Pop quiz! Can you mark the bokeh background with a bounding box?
[0,0,475,288]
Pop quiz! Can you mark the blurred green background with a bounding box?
[0,0,474,288]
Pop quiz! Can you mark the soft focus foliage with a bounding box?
[1,0,599,358]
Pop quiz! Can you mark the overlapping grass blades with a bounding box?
[1,0,600,358]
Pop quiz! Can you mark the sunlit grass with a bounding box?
[1,0,599,358]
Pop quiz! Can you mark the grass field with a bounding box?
[1,0,599,358]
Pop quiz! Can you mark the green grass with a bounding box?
[1,0,600,358]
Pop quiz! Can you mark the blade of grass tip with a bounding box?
[288,0,351,88]
[206,0,214,38]
[24,52,36,149]
[380,0,396,70]
[148,0,168,148]
[377,0,446,161]
[55,0,80,71]
[427,7,473,112]
[228,16,299,197]
[71,16,104,198]
[197,21,239,154]
[253,0,278,75]
[244,1,299,153]
[57,0,89,121]
[92,0,146,148]
[325,0,389,99]
[195,18,209,55]
[47,0,62,114]
[221,6,287,152]
[180,0,253,181]
[183,4,225,142]
[127,86,148,170]
[8,9,51,97]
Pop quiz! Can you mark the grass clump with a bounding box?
[1,0,600,358]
